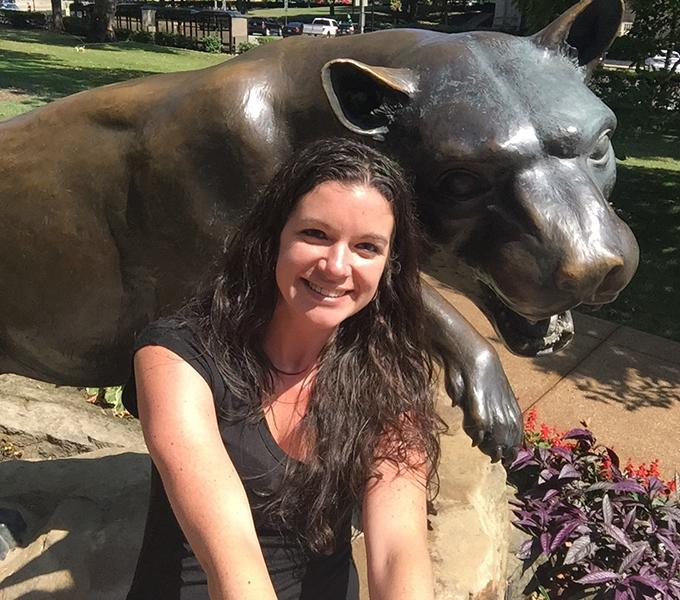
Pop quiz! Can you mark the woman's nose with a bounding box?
[320,244,350,279]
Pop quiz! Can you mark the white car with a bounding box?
[645,50,680,70]
[302,18,339,37]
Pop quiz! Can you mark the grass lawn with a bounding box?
[579,130,680,342]
[249,5,353,18]
[0,27,229,120]
[1,27,678,342]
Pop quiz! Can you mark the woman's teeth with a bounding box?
[306,280,346,298]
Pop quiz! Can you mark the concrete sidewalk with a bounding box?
[429,280,680,477]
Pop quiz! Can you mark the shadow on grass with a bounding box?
[0,26,206,55]
[580,163,680,343]
[0,26,81,47]
[614,132,680,164]
[0,47,156,103]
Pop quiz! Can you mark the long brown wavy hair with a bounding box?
[184,138,445,553]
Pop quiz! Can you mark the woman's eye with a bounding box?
[590,132,612,164]
[436,170,489,200]
[356,242,380,254]
[301,229,327,240]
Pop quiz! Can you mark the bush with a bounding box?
[129,29,154,44]
[591,68,680,134]
[508,411,680,599]
[114,27,133,41]
[155,30,200,50]
[201,32,222,53]
[237,40,258,53]
[0,8,47,29]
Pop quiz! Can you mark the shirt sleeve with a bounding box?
[122,318,216,417]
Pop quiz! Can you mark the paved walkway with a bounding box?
[429,279,680,477]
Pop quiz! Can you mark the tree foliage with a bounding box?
[626,0,680,69]
[511,0,577,33]
[513,0,680,70]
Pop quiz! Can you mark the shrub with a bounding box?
[237,40,258,53]
[201,32,222,53]
[155,30,200,50]
[129,29,155,44]
[590,68,680,134]
[0,9,47,29]
[508,411,680,599]
[114,27,133,41]
[85,386,128,416]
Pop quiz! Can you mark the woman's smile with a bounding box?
[303,278,351,299]
[274,180,394,332]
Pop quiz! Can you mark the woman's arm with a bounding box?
[362,457,434,600]
[135,345,277,600]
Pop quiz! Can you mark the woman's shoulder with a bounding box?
[134,315,201,351]
[124,315,221,416]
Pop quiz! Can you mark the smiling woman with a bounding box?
[274,181,394,333]
[122,138,445,600]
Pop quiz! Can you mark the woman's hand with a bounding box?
[362,457,434,600]
[135,345,277,600]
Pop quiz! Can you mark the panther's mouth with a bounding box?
[481,284,575,357]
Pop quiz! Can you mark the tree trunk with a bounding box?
[89,0,117,42]
[408,0,418,22]
[50,0,64,31]
[666,3,678,70]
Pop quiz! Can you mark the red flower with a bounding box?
[525,408,538,433]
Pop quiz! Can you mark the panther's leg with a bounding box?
[422,280,523,462]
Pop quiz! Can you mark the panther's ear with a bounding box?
[532,0,623,77]
[322,59,418,141]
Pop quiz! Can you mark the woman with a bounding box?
[123,138,445,600]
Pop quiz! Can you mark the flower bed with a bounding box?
[507,409,680,599]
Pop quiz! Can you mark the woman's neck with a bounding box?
[263,302,335,374]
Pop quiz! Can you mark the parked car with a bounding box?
[0,0,20,9]
[645,49,680,70]
[336,21,354,35]
[302,17,338,37]
[248,17,281,36]
[282,21,303,37]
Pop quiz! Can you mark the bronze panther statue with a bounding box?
[0,0,637,462]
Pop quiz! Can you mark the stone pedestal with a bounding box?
[354,401,512,600]
[0,377,512,599]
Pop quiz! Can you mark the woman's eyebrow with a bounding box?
[361,233,390,246]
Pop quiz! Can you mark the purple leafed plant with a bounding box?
[507,427,680,599]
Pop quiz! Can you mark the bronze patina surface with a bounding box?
[0,0,637,460]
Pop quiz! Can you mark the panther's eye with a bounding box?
[589,131,612,164]
[436,170,489,200]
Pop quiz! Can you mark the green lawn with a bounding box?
[1,27,678,342]
[0,27,229,120]
[249,5,352,18]
[579,130,680,341]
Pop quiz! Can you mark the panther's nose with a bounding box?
[554,255,626,298]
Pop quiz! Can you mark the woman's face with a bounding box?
[275,181,395,332]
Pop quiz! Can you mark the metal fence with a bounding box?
[68,3,245,52]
